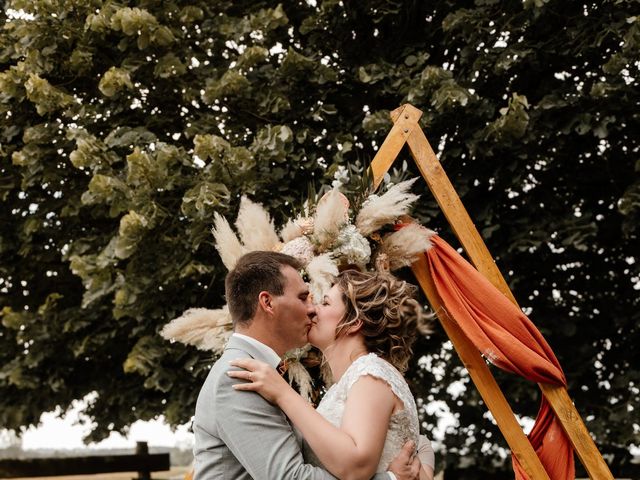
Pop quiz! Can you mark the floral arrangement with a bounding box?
[161,177,435,397]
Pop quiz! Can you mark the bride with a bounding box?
[229,269,435,480]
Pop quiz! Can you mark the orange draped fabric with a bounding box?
[425,234,575,480]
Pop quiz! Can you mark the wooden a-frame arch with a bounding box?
[372,103,613,479]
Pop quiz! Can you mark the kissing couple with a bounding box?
[193,251,435,479]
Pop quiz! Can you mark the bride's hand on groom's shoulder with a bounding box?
[228,358,289,404]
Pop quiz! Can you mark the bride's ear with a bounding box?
[346,319,363,335]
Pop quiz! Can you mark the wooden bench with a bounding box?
[0,441,170,479]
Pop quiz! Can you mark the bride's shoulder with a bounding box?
[345,353,403,385]
[356,353,401,372]
[349,352,383,371]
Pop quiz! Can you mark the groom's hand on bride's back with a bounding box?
[386,440,421,480]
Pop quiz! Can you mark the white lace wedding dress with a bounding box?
[302,353,420,473]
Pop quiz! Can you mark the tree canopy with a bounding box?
[1,0,638,476]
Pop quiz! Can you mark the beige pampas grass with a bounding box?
[320,361,334,388]
[312,188,349,251]
[201,326,233,354]
[307,253,339,302]
[212,212,246,270]
[355,178,420,236]
[280,215,315,243]
[280,218,303,243]
[380,223,435,270]
[160,307,232,353]
[285,360,314,401]
[235,196,280,251]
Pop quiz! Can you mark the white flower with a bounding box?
[331,165,349,188]
[281,236,315,265]
[333,224,371,266]
[361,193,379,207]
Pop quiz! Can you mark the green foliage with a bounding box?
[0,0,638,475]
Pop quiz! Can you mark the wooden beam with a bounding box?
[369,113,549,479]
[370,103,614,479]
[540,384,615,479]
[399,108,613,480]
[410,255,551,480]
[371,120,516,304]
[368,104,422,188]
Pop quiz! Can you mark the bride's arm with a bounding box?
[281,375,395,480]
[229,358,396,480]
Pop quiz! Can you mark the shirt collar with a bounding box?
[231,333,281,368]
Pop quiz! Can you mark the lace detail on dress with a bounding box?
[303,353,419,473]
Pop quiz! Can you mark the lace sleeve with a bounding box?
[343,354,415,413]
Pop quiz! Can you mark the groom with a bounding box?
[193,251,421,479]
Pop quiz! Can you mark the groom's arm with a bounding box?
[216,370,340,480]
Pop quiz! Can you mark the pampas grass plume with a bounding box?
[201,327,233,354]
[380,224,435,270]
[161,307,232,352]
[280,217,303,243]
[356,178,420,236]
[285,360,314,401]
[307,253,339,302]
[212,212,246,270]
[313,188,349,250]
[235,196,280,251]
[321,362,334,388]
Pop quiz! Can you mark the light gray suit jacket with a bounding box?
[193,335,391,480]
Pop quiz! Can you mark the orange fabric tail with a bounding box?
[425,234,575,480]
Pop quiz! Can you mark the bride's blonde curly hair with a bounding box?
[333,269,427,373]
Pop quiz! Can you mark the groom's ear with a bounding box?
[258,291,274,314]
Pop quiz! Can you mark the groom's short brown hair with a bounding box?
[225,251,303,326]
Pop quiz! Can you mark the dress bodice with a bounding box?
[302,353,419,473]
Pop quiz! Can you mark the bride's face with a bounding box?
[308,284,346,350]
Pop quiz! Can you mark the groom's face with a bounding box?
[271,265,315,350]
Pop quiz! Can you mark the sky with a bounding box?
[0,394,194,451]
